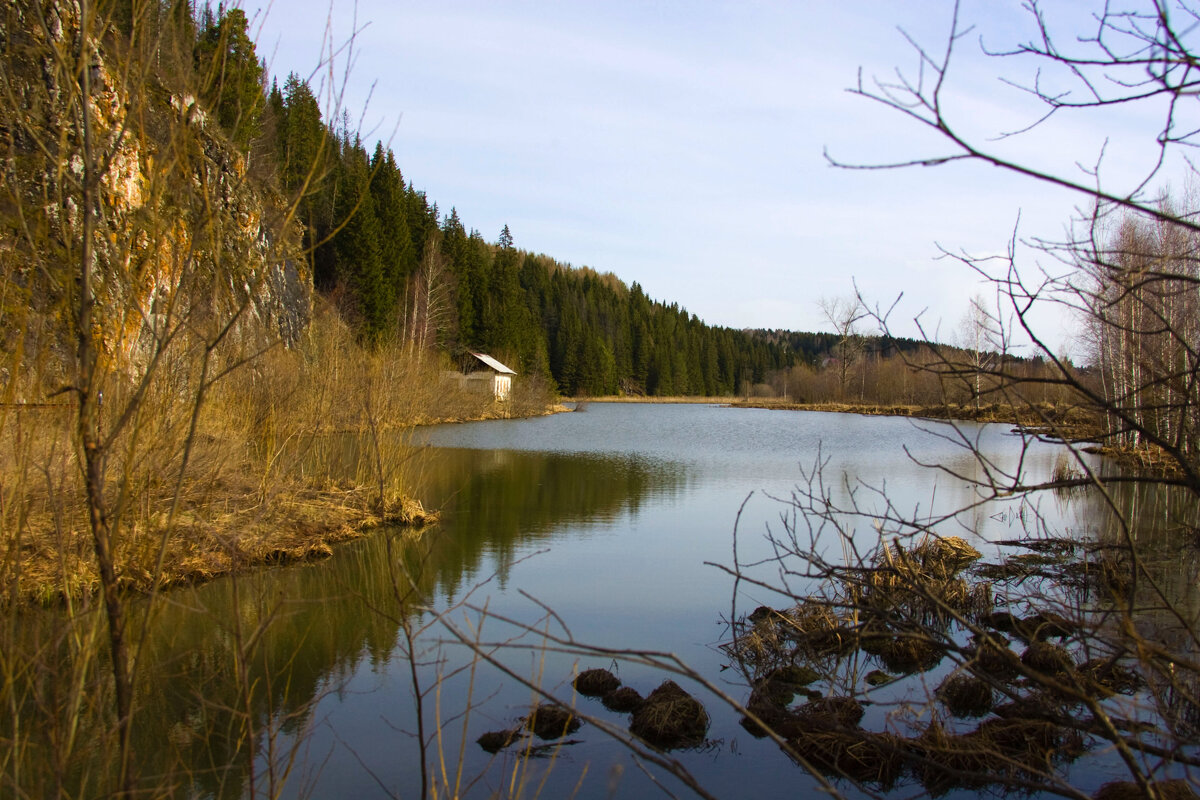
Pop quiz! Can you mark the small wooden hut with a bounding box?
[452,352,516,401]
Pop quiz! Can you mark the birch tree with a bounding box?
[818,294,867,400]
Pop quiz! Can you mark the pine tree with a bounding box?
[194,6,265,149]
[333,139,388,342]
[278,74,325,194]
[277,74,329,281]
[369,144,416,310]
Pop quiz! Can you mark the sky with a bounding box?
[244,1,1187,355]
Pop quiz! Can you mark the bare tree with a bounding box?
[401,228,454,358]
[0,2,314,794]
[742,1,1200,795]
[818,294,868,401]
[823,0,1200,488]
[954,292,1006,410]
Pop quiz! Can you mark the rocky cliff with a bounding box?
[0,0,310,395]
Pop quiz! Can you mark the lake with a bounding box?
[17,402,1194,798]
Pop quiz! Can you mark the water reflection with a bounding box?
[408,447,690,595]
[6,444,689,798]
[1085,480,1200,640]
[14,405,1200,799]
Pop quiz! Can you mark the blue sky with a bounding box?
[246,1,1181,354]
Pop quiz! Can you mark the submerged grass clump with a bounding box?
[855,536,991,627]
[629,680,710,749]
[778,602,859,657]
[860,625,947,674]
[1079,659,1142,697]
[913,716,1085,795]
[573,668,620,697]
[784,728,904,787]
[718,528,1185,795]
[938,674,995,718]
[906,535,984,573]
[601,686,644,713]
[1021,641,1075,677]
[477,728,523,754]
[965,634,1022,681]
[524,703,582,740]
[1094,779,1200,800]
[723,601,856,674]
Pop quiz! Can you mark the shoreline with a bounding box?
[566,395,739,405]
[15,478,440,608]
[569,396,1099,436]
[12,398,1165,607]
[9,402,568,607]
[727,398,1097,432]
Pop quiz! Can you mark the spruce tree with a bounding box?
[194,7,264,149]
[369,144,416,309]
[333,139,389,342]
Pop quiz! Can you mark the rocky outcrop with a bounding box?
[1,0,309,392]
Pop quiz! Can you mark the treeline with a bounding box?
[263,41,814,395]
[120,3,1019,401]
[1080,206,1200,456]
[753,329,927,363]
[268,83,804,393]
[760,349,1078,407]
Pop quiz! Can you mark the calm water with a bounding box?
[21,403,1181,798]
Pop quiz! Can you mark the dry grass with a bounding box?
[913,716,1085,794]
[524,703,582,740]
[723,602,857,672]
[0,306,565,605]
[9,456,437,604]
[628,680,710,749]
[854,536,990,627]
[573,668,620,697]
[904,536,984,572]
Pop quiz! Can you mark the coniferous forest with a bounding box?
[271,71,810,396]
[78,3,946,401]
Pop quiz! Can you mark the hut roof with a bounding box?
[470,352,517,375]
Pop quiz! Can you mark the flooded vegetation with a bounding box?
[715,460,1200,798]
[720,526,1175,794]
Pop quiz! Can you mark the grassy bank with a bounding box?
[1,306,559,606]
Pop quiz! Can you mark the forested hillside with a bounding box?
[271,73,815,396]
[0,0,987,408]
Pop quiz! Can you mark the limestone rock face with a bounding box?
[1,0,310,391]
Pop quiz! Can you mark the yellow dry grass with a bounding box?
[0,308,566,605]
